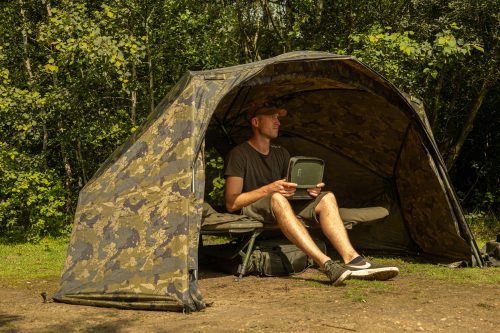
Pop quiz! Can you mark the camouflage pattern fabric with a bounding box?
[54,76,207,311]
[396,125,470,260]
[54,51,481,311]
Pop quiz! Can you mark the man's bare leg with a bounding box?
[315,192,359,263]
[271,193,330,267]
[315,193,399,281]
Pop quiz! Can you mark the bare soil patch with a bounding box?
[0,268,498,333]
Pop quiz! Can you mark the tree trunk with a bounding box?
[59,118,73,214]
[19,0,34,85]
[45,0,73,211]
[430,66,445,131]
[76,138,88,185]
[235,4,247,63]
[234,3,256,62]
[444,68,497,170]
[20,0,50,169]
[252,8,261,62]
[42,0,52,16]
[147,46,154,113]
[261,0,284,49]
[285,0,294,51]
[42,123,48,170]
[131,62,137,126]
[55,109,73,215]
[145,12,155,113]
[43,0,53,170]
[345,1,353,47]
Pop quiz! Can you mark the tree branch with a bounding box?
[444,65,498,170]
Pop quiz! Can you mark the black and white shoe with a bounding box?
[323,260,352,286]
[344,256,399,281]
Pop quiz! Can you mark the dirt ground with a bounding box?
[0,267,498,333]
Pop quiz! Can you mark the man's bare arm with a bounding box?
[224,176,297,212]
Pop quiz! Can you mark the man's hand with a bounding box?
[225,177,297,212]
[265,179,297,198]
[307,182,325,198]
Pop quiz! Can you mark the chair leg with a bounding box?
[235,230,262,281]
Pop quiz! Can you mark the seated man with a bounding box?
[224,103,399,285]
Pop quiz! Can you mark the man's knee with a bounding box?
[317,192,338,211]
[270,192,292,212]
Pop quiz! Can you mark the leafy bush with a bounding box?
[347,25,481,98]
[465,211,499,245]
[0,142,67,242]
[204,147,225,209]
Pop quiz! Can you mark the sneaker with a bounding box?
[344,256,399,281]
[323,260,352,286]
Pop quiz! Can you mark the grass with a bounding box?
[0,228,498,289]
[201,235,235,245]
[0,237,69,284]
[466,211,499,248]
[301,254,499,302]
[383,256,500,284]
[299,256,499,302]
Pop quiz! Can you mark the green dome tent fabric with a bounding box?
[54,51,483,312]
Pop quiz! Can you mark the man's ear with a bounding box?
[251,116,259,127]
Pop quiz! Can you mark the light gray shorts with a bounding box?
[242,191,330,225]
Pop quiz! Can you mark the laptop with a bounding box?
[286,156,325,200]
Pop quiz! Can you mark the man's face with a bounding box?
[254,113,281,139]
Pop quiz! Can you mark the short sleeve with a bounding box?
[224,146,246,178]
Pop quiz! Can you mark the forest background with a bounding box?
[0,0,498,242]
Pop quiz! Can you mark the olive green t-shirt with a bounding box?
[224,142,290,193]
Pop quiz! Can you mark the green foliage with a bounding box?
[346,25,480,96]
[458,160,499,212]
[0,143,67,242]
[451,90,499,213]
[465,212,500,247]
[37,3,146,90]
[204,147,225,208]
[0,0,497,241]
[0,48,45,147]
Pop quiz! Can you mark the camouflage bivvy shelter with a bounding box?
[54,51,483,312]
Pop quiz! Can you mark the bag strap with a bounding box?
[275,251,296,274]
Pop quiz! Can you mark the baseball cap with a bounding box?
[245,101,287,119]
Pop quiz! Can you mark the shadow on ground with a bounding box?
[40,318,136,333]
[0,312,23,333]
